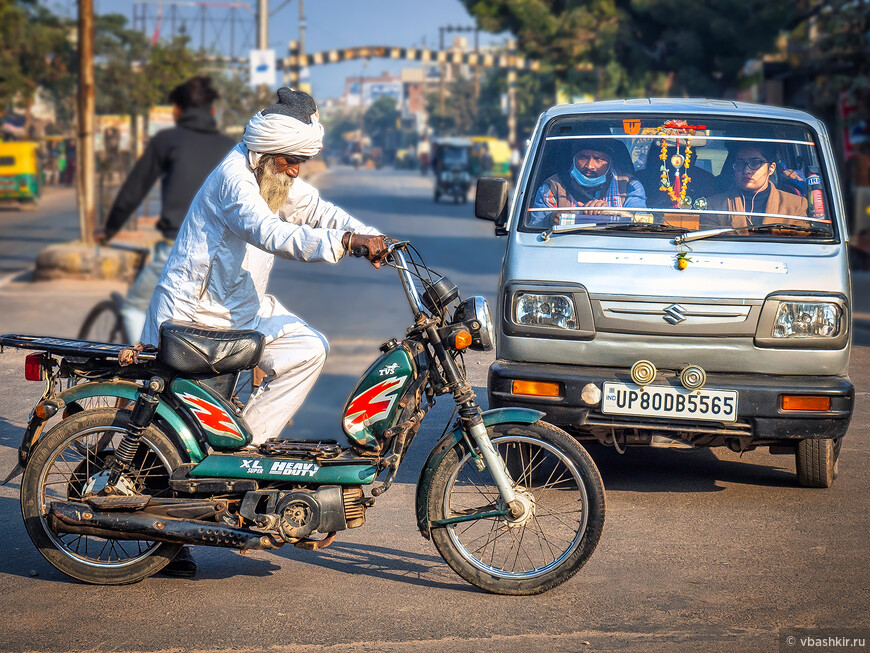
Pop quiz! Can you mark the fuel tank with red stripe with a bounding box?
[342,342,416,451]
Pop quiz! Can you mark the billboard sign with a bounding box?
[250,49,276,87]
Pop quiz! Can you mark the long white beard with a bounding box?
[255,155,293,212]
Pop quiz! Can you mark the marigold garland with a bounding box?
[654,121,705,208]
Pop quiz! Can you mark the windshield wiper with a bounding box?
[674,222,833,245]
[603,223,688,233]
[541,219,685,241]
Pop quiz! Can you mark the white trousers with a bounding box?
[241,304,329,445]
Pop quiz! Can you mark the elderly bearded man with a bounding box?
[143,88,387,450]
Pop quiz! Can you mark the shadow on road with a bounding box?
[584,443,797,492]
[290,540,480,594]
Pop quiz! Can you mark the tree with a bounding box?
[461,0,795,98]
[0,0,75,132]
[364,95,400,145]
[793,0,870,115]
[211,71,261,133]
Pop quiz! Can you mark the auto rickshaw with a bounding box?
[471,136,511,177]
[0,141,42,207]
[432,137,472,203]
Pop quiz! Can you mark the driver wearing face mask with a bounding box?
[529,139,646,228]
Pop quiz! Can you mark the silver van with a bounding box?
[475,99,854,487]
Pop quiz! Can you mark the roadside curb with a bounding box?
[0,267,33,289]
[34,242,142,282]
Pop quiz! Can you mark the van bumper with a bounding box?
[488,360,854,441]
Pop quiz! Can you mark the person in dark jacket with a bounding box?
[95,76,234,344]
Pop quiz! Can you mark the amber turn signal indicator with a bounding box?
[511,380,561,397]
[781,395,831,412]
[453,330,473,350]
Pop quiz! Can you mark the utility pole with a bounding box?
[507,40,517,149]
[298,0,305,57]
[257,0,269,100]
[77,0,96,245]
[439,27,446,116]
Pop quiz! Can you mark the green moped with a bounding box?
[3,241,604,595]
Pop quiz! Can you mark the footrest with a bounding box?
[258,439,343,459]
[86,494,151,511]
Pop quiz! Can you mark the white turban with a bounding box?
[243,111,324,168]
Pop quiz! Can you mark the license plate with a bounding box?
[601,382,738,422]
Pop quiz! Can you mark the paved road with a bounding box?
[0,169,867,653]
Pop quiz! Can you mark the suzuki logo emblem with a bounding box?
[663,304,687,324]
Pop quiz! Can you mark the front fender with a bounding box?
[20,381,204,466]
[414,407,543,539]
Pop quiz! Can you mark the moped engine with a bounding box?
[240,486,367,543]
[276,490,320,540]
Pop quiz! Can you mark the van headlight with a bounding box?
[755,295,848,349]
[773,302,842,338]
[514,293,578,330]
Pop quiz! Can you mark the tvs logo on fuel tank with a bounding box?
[343,376,408,435]
[178,392,244,441]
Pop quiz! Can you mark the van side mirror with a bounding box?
[475,177,510,235]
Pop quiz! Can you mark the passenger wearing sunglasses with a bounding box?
[709,143,808,227]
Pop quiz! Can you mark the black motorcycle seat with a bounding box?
[158,321,265,375]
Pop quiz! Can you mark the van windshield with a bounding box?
[520,115,836,241]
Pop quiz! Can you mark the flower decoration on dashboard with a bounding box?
[656,120,706,209]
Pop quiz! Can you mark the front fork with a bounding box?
[426,325,521,517]
[462,410,520,515]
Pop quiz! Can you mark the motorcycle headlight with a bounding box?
[755,295,848,349]
[452,296,495,351]
[514,293,578,330]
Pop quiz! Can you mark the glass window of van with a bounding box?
[521,116,836,242]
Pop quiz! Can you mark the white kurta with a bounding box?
[143,143,379,443]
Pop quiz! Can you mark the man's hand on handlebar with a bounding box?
[343,233,389,269]
[93,228,110,246]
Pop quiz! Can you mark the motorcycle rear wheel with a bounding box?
[428,421,605,595]
[20,408,184,584]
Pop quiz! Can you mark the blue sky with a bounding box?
[49,0,508,100]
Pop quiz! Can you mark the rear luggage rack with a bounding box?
[0,334,156,362]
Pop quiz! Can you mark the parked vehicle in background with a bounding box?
[432,138,472,203]
[476,99,854,488]
[471,136,511,177]
[0,141,42,207]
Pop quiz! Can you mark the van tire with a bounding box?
[795,438,840,488]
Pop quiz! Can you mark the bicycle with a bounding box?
[77,243,151,344]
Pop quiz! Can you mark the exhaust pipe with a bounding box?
[48,501,282,551]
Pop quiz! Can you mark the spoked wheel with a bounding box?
[21,408,183,584]
[72,298,130,412]
[428,421,605,595]
[78,299,129,344]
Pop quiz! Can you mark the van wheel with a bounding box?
[795,438,840,488]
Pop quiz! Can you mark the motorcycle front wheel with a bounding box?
[428,421,605,595]
[20,408,184,584]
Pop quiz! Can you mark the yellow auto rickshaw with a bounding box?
[470,136,511,177]
[0,141,42,206]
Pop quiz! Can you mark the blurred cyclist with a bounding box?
[94,77,234,342]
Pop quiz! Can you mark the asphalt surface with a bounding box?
[0,172,867,653]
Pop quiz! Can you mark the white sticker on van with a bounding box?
[576,252,787,274]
